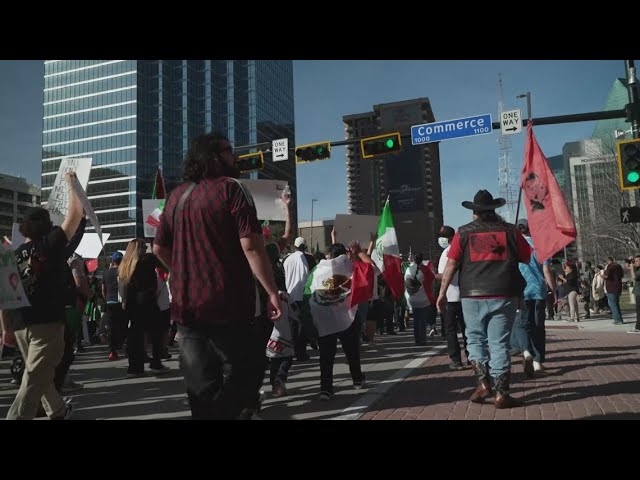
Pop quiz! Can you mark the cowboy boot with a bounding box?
[470,361,493,403]
[494,371,524,409]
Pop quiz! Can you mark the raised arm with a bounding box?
[61,172,84,242]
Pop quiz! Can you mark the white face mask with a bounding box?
[438,237,450,249]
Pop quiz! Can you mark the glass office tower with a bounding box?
[41,60,296,256]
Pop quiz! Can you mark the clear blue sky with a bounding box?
[0,60,628,231]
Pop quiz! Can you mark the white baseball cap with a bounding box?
[294,237,306,248]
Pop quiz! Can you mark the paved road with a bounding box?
[0,328,446,420]
[1,309,638,420]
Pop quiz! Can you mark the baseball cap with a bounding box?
[111,251,123,262]
[294,237,306,248]
[437,225,455,238]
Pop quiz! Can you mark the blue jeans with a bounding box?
[461,297,518,378]
[270,356,293,386]
[606,293,623,323]
[511,299,547,363]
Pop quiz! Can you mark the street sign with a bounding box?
[411,114,492,145]
[272,138,288,162]
[500,109,522,135]
[620,206,640,223]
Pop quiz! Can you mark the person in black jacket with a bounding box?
[123,251,168,376]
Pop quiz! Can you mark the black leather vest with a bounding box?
[457,219,525,298]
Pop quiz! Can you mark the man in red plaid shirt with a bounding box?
[153,132,281,420]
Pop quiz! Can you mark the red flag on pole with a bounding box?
[521,124,576,263]
[151,167,166,200]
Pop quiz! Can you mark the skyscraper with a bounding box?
[41,60,296,255]
[0,173,40,240]
[343,98,443,259]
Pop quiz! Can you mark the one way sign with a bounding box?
[500,109,522,136]
[272,138,288,162]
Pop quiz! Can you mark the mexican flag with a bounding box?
[151,167,166,200]
[146,200,165,229]
[372,198,404,300]
[305,255,357,337]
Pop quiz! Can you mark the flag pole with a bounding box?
[514,95,532,224]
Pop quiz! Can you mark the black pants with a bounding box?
[394,303,406,331]
[124,303,164,373]
[107,303,126,353]
[178,319,265,420]
[293,301,309,360]
[54,322,76,391]
[444,302,468,364]
[635,294,640,330]
[318,320,363,394]
[525,299,547,363]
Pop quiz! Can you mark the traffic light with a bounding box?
[617,138,640,190]
[360,132,402,159]
[237,151,264,173]
[295,141,331,164]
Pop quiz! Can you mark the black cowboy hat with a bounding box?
[461,190,506,211]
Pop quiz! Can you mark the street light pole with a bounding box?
[516,92,532,121]
[625,60,639,139]
[310,197,318,251]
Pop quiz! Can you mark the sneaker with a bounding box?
[613,321,625,325]
[108,351,118,361]
[533,361,544,372]
[51,399,73,420]
[429,328,437,337]
[627,328,640,334]
[318,391,334,401]
[235,408,264,420]
[353,377,366,389]
[449,362,465,371]
[272,383,288,398]
[62,380,84,393]
[523,353,535,379]
[150,365,170,375]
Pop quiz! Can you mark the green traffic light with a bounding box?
[385,138,395,149]
[315,146,326,155]
[627,171,640,183]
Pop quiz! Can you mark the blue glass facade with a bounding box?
[41,60,296,256]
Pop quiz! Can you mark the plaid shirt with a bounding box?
[154,177,262,326]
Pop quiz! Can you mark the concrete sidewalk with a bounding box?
[359,312,640,420]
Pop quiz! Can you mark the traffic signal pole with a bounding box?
[232,60,639,158]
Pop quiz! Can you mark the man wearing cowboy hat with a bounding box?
[436,190,531,409]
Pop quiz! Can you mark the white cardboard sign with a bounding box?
[46,158,92,226]
[239,179,289,222]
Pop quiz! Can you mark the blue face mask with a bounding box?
[438,238,450,249]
